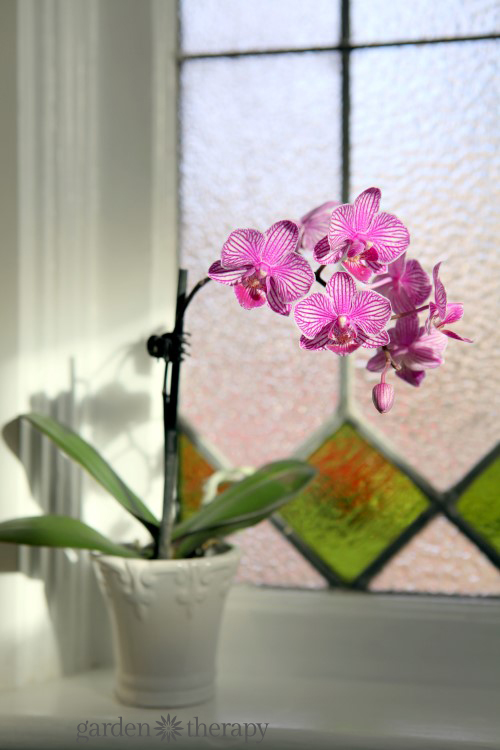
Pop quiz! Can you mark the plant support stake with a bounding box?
[147,269,188,558]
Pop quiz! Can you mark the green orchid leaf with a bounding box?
[0,515,140,557]
[172,459,316,557]
[20,413,159,535]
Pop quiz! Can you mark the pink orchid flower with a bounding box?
[425,263,472,342]
[294,271,391,355]
[372,253,431,314]
[367,314,447,387]
[298,200,340,253]
[208,220,314,316]
[313,187,410,282]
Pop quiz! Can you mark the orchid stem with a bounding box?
[391,304,429,321]
[315,265,327,287]
[177,276,211,324]
[382,344,401,371]
[156,270,187,559]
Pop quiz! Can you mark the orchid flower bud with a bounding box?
[372,382,395,414]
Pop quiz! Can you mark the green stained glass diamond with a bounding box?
[456,456,500,554]
[279,424,430,582]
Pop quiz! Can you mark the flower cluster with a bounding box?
[208,188,471,413]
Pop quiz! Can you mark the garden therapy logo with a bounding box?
[76,716,269,743]
[155,715,183,742]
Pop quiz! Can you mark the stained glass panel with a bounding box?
[456,456,500,553]
[352,0,499,44]
[178,431,215,520]
[278,424,430,582]
[351,41,500,490]
[181,0,340,55]
[180,53,341,468]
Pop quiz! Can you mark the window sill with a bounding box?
[1,587,498,749]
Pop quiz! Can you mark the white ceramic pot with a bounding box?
[93,545,240,708]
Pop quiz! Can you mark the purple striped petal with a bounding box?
[367,212,410,263]
[261,221,299,265]
[408,346,444,369]
[271,253,315,302]
[328,203,355,252]
[208,260,247,286]
[418,327,448,354]
[342,259,374,283]
[299,327,331,350]
[402,259,431,306]
[221,229,263,269]
[366,349,387,372]
[442,302,463,325]
[386,286,416,314]
[353,187,381,231]
[358,329,390,348]
[326,341,360,356]
[393,314,419,346]
[397,367,426,387]
[313,234,347,265]
[440,329,473,343]
[294,293,336,338]
[265,277,291,316]
[299,201,340,253]
[425,301,440,333]
[349,289,391,335]
[432,263,447,319]
[326,272,356,314]
[301,200,340,225]
[387,253,406,279]
[366,259,387,274]
[234,283,266,310]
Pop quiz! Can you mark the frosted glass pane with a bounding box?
[352,0,499,43]
[181,0,340,54]
[351,41,500,490]
[231,522,328,588]
[370,517,500,595]
[180,54,341,467]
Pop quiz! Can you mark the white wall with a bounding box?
[0,0,178,689]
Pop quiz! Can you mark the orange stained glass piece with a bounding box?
[178,431,215,520]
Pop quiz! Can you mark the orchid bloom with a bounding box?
[425,263,472,342]
[298,201,339,253]
[367,314,447,387]
[313,188,410,282]
[208,220,314,316]
[372,253,431,314]
[205,186,470,414]
[294,271,391,355]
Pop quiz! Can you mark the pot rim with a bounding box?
[91,542,241,569]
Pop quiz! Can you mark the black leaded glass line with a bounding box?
[448,443,500,501]
[177,34,500,62]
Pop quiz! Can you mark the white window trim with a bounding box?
[0,587,499,748]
